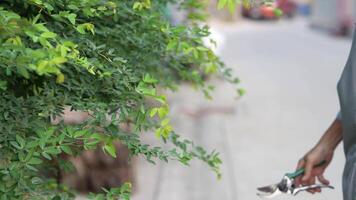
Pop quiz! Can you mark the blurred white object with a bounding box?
[203,26,226,56]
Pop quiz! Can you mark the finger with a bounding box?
[307,189,316,194]
[317,174,330,185]
[310,186,322,193]
[313,168,324,176]
[306,177,316,194]
[295,159,305,186]
[296,158,305,170]
[302,159,315,182]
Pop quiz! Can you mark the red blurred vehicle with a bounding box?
[242,0,297,20]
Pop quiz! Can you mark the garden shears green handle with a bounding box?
[257,160,333,198]
[285,160,327,179]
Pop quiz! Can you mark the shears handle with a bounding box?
[285,160,326,179]
[292,184,334,196]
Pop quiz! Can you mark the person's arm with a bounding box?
[295,118,343,193]
[314,119,343,152]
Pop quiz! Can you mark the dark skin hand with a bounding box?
[295,119,343,194]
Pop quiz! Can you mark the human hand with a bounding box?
[295,145,334,194]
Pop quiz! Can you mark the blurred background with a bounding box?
[76,0,356,199]
[132,1,353,200]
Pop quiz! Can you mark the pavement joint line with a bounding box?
[219,118,238,200]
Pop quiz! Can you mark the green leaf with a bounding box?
[26,164,39,172]
[227,0,237,13]
[76,23,95,35]
[0,81,7,91]
[76,24,86,34]
[217,0,227,9]
[61,145,73,155]
[43,2,54,11]
[237,88,246,96]
[40,31,57,39]
[39,137,46,149]
[143,74,157,84]
[158,106,168,118]
[133,2,142,10]
[103,143,117,158]
[51,196,61,200]
[155,128,162,138]
[10,141,21,150]
[17,67,30,79]
[28,157,43,165]
[149,108,158,117]
[107,123,119,135]
[2,10,20,20]
[31,177,43,185]
[166,40,177,51]
[41,152,51,160]
[33,23,49,32]
[161,125,172,138]
[56,73,65,84]
[74,130,87,138]
[68,4,79,10]
[15,135,25,149]
[45,147,61,155]
[160,118,170,126]
[51,57,67,65]
[154,95,167,104]
[26,141,38,149]
[90,133,103,140]
[66,13,77,25]
[136,82,156,96]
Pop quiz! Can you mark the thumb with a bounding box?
[302,160,314,181]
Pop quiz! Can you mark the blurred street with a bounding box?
[132,18,351,200]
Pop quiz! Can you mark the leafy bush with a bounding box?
[0,0,245,199]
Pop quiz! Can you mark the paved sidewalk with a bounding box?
[132,18,351,200]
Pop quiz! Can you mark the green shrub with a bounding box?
[0,0,246,199]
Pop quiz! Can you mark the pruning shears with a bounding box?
[256,161,334,198]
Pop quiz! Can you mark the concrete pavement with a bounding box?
[132,18,351,200]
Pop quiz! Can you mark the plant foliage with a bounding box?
[0,0,254,199]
